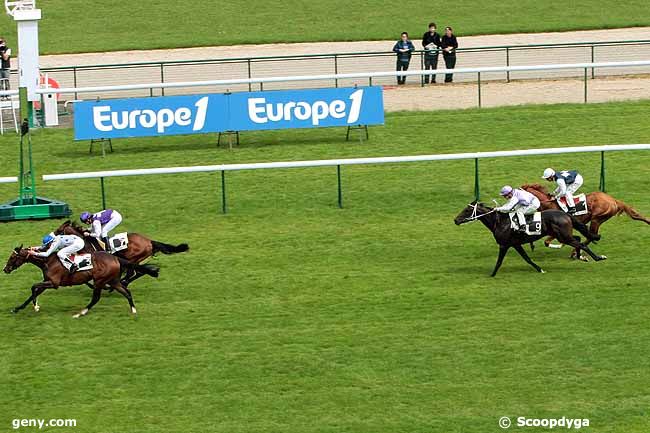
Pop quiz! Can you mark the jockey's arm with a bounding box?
[89,220,102,238]
[33,238,60,258]
[495,196,518,212]
[553,178,567,196]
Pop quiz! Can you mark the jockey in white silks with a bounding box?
[30,233,85,273]
[495,185,541,229]
[80,209,123,250]
[542,168,584,214]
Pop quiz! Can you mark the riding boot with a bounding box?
[64,259,77,274]
[517,212,527,231]
[102,237,110,252]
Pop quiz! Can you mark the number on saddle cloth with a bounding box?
[508,212,542,235]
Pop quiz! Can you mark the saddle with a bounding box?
[509,212,543,235]
[64,254,93,272]
[107,232,129,254]
[556,194,588,215]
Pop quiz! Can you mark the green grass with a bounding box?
[1,100,650,433]
[0,1,649,54]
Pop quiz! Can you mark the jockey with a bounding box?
[80,209,123,250]
[495,185,541,229]
[29,232,85,273]
[542,168,584,214]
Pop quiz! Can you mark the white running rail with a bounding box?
[0,176,18,183]
[43,144,650,181]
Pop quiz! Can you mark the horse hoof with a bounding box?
[72,313,81,319]
[600,255,608,260]
[539,269,546,274]
[580,255,589,262]
[130,307,137,315]
[548,243,563,249]
[10,308,17,314]
[34,305,40,313]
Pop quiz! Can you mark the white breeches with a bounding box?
[513,198,540,225]
[100,211,122,238]
[56,238,85,263]
[561,175,583,206]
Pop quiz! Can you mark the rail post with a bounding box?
[334,55,339,88]
[337,165,343,208]
[599,151,606,192]
[221,170,227,214]
[160,63,165,96]
[73,67,78,100]
[474,158,480,201]
[477,72,482,108]
[505,47,511,82]
[247,59,252,92]
[100,177,107,209]
[590,45,595,79]
[420,52,425,87]
[583,68,588,103]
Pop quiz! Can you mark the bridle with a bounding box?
[463,203,496,223]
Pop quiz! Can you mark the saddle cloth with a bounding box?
[557,194,588,216]
[66,254,93,271]
[509,211,543,235]
[108,232,129,254]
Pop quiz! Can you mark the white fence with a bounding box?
[0,177,18,183]
[41,143,650,213]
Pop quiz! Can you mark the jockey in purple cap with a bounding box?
[495,186,540,230]
[80,209,123,250]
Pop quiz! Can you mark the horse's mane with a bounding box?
[521,183,550,195]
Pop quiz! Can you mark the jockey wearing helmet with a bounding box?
[79,208,123,250]
[542,168,584,214]
[29,232,85,273]
[495,185,541,230]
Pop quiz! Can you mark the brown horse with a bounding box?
[4,246,159,317]
[54,221,188,288]
[522,184,650,253]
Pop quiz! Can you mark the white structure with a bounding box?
[6,0,41,101]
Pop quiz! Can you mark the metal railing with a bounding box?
[42,143,650,213]
[30,60,650,109]
[27,39,650,100]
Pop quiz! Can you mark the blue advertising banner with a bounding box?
[74,87,384,140]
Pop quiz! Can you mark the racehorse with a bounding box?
[454,202,607,276]
[522,183,650,253]
[54,221,188,288]
[4,246,159,317]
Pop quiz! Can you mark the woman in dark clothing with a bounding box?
[440,27,458,83]
[392,32,415,85]
[421,23,441,84]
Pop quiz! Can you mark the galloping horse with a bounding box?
[55,221,188,287]
[454,203,607,276]
[4,246,159,317]
[522,184,650,251]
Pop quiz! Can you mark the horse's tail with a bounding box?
[615,200,650,224]
[117,257,160,278]
[151,240,189,255]
[570,215,601,242]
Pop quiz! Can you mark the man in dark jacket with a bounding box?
[440,27,458,83]
[392,32,415,85]
[0,37,11,92]
[421,23,441,84]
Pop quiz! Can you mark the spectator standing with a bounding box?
[440,27,458,83]
[392,32,415,85]
[421,22,441,84]
[0,37,11,92]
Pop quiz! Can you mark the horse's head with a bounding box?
[4,245,28,274]
[521,183,550,199]
[454,202,492,225]
[54,220,81,236]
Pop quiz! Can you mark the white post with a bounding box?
[13,7,40,102]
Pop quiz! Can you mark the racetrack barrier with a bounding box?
[0,177,18,183]
[42,144,650,214]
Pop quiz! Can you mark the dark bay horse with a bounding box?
[522,183,650,251]
[4,246,159,317]
[454,203,607,276]
[55,221,188,287]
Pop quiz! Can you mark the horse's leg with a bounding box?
[109,281,137,315]
[12,282,51,313]
[73,283,104,318]
[513,245,545,273]
[491,246,509,277]
[121,269,145,289]
[557,234,606,262]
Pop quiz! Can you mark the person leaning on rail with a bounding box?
[0,37,11,95]
[440,27,458,83]
[392,32,415,85]
[421,22,442,84]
